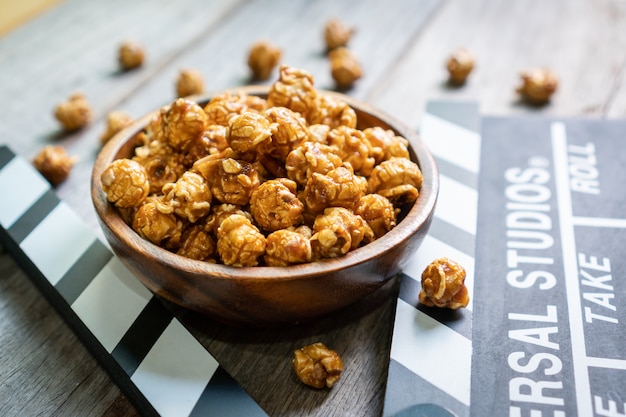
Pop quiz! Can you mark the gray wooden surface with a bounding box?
[1,0,625,416]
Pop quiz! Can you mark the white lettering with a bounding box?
[508,352,562,375]
[509,327,560,350]
[510,378,564,405]
[507,270,557,290]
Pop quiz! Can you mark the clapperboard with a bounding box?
[0,146,267,417]
[383,107,626,417]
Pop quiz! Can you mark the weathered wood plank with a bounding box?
[368,0,626,128]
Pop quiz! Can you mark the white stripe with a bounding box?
[436,175,478,235]
[587,357,626,370]
[403,235,475,311]
[20,202,96,286]
[552,122,592,415]
[572,216,626,229]
[391,298,472,406]
[132,320,220,417]
[0,157,49,229]
[420,113,481,174]
[71,257,152,353]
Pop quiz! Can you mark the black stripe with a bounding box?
[8,189,59,243]
[398,273,472,341]
[55,239,113,305]
[0,145,15,170]
[111,297,173,376]
[436,156,478,190]
[428,217,475,258]
[384,359,468,417]
[190,367,268,417]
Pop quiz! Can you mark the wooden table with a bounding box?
[1,0,625,415]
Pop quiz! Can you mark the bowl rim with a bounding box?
[91,86,439,282]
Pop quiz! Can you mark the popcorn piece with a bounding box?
[100,158,150,208]
[310,207,373,259]
[355,193,397,239]
[119,40,145,70]
[265,229,312,266]
[161,171,212,223]
[328,47,362,89]
[176,68,205,98]
[267,65,317,119]
[217,214,266,267]
[250,178,303,232]
[247,40,282,80]
[323,18,354,51]
[446,48,475,84]
[419,257,470,309]
[32,145,77,186]
[160,98,208,150]
[293,342,344,389]
[368,157,423,205]
[517,68,558,104]
[54,93,92,131]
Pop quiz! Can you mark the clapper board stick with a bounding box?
[383,101,480,417]
[0,145,267,417]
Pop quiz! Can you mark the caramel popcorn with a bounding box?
[355,193,397,239]
[54,93,92,131]
[262,106,309,161]
[100,110,134,144]
[368,157,423,205]
[32,145,77,186]
[133,139,186,194]
[119,40,145,70]
[101,65,423,267]
[194,156,260,205]
[446,48,475,85]
[250,178,303,231]
[176,68,205,98]
[327,126,375,175]
[205,203,253,234]
[217,214,266,266]
[247,40,282,80]
[302,165,364,213]
[517,68,558,104]
[226,112,276,154]
[267,65,317,118]
[328,47,362,90]
[183,124,228,165]
[323,18,354,51]
[293,342,343,389]
[285,141,343,186]
[419,257,470,309]
[310,207,373,259]
[161,171,212,223]
[362,127,410,164]
[308,94,357,129]
[265,228,312,266]
[100,158,150,208]
[160,98,208,150]
[177,224,216,261]
[132,197,183,247]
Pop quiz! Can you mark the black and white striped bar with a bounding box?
[0,145,267,417]
[382,101,480,417]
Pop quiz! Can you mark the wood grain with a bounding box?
[1,0,625,416]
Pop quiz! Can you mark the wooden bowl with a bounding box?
[91,87,438,327]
